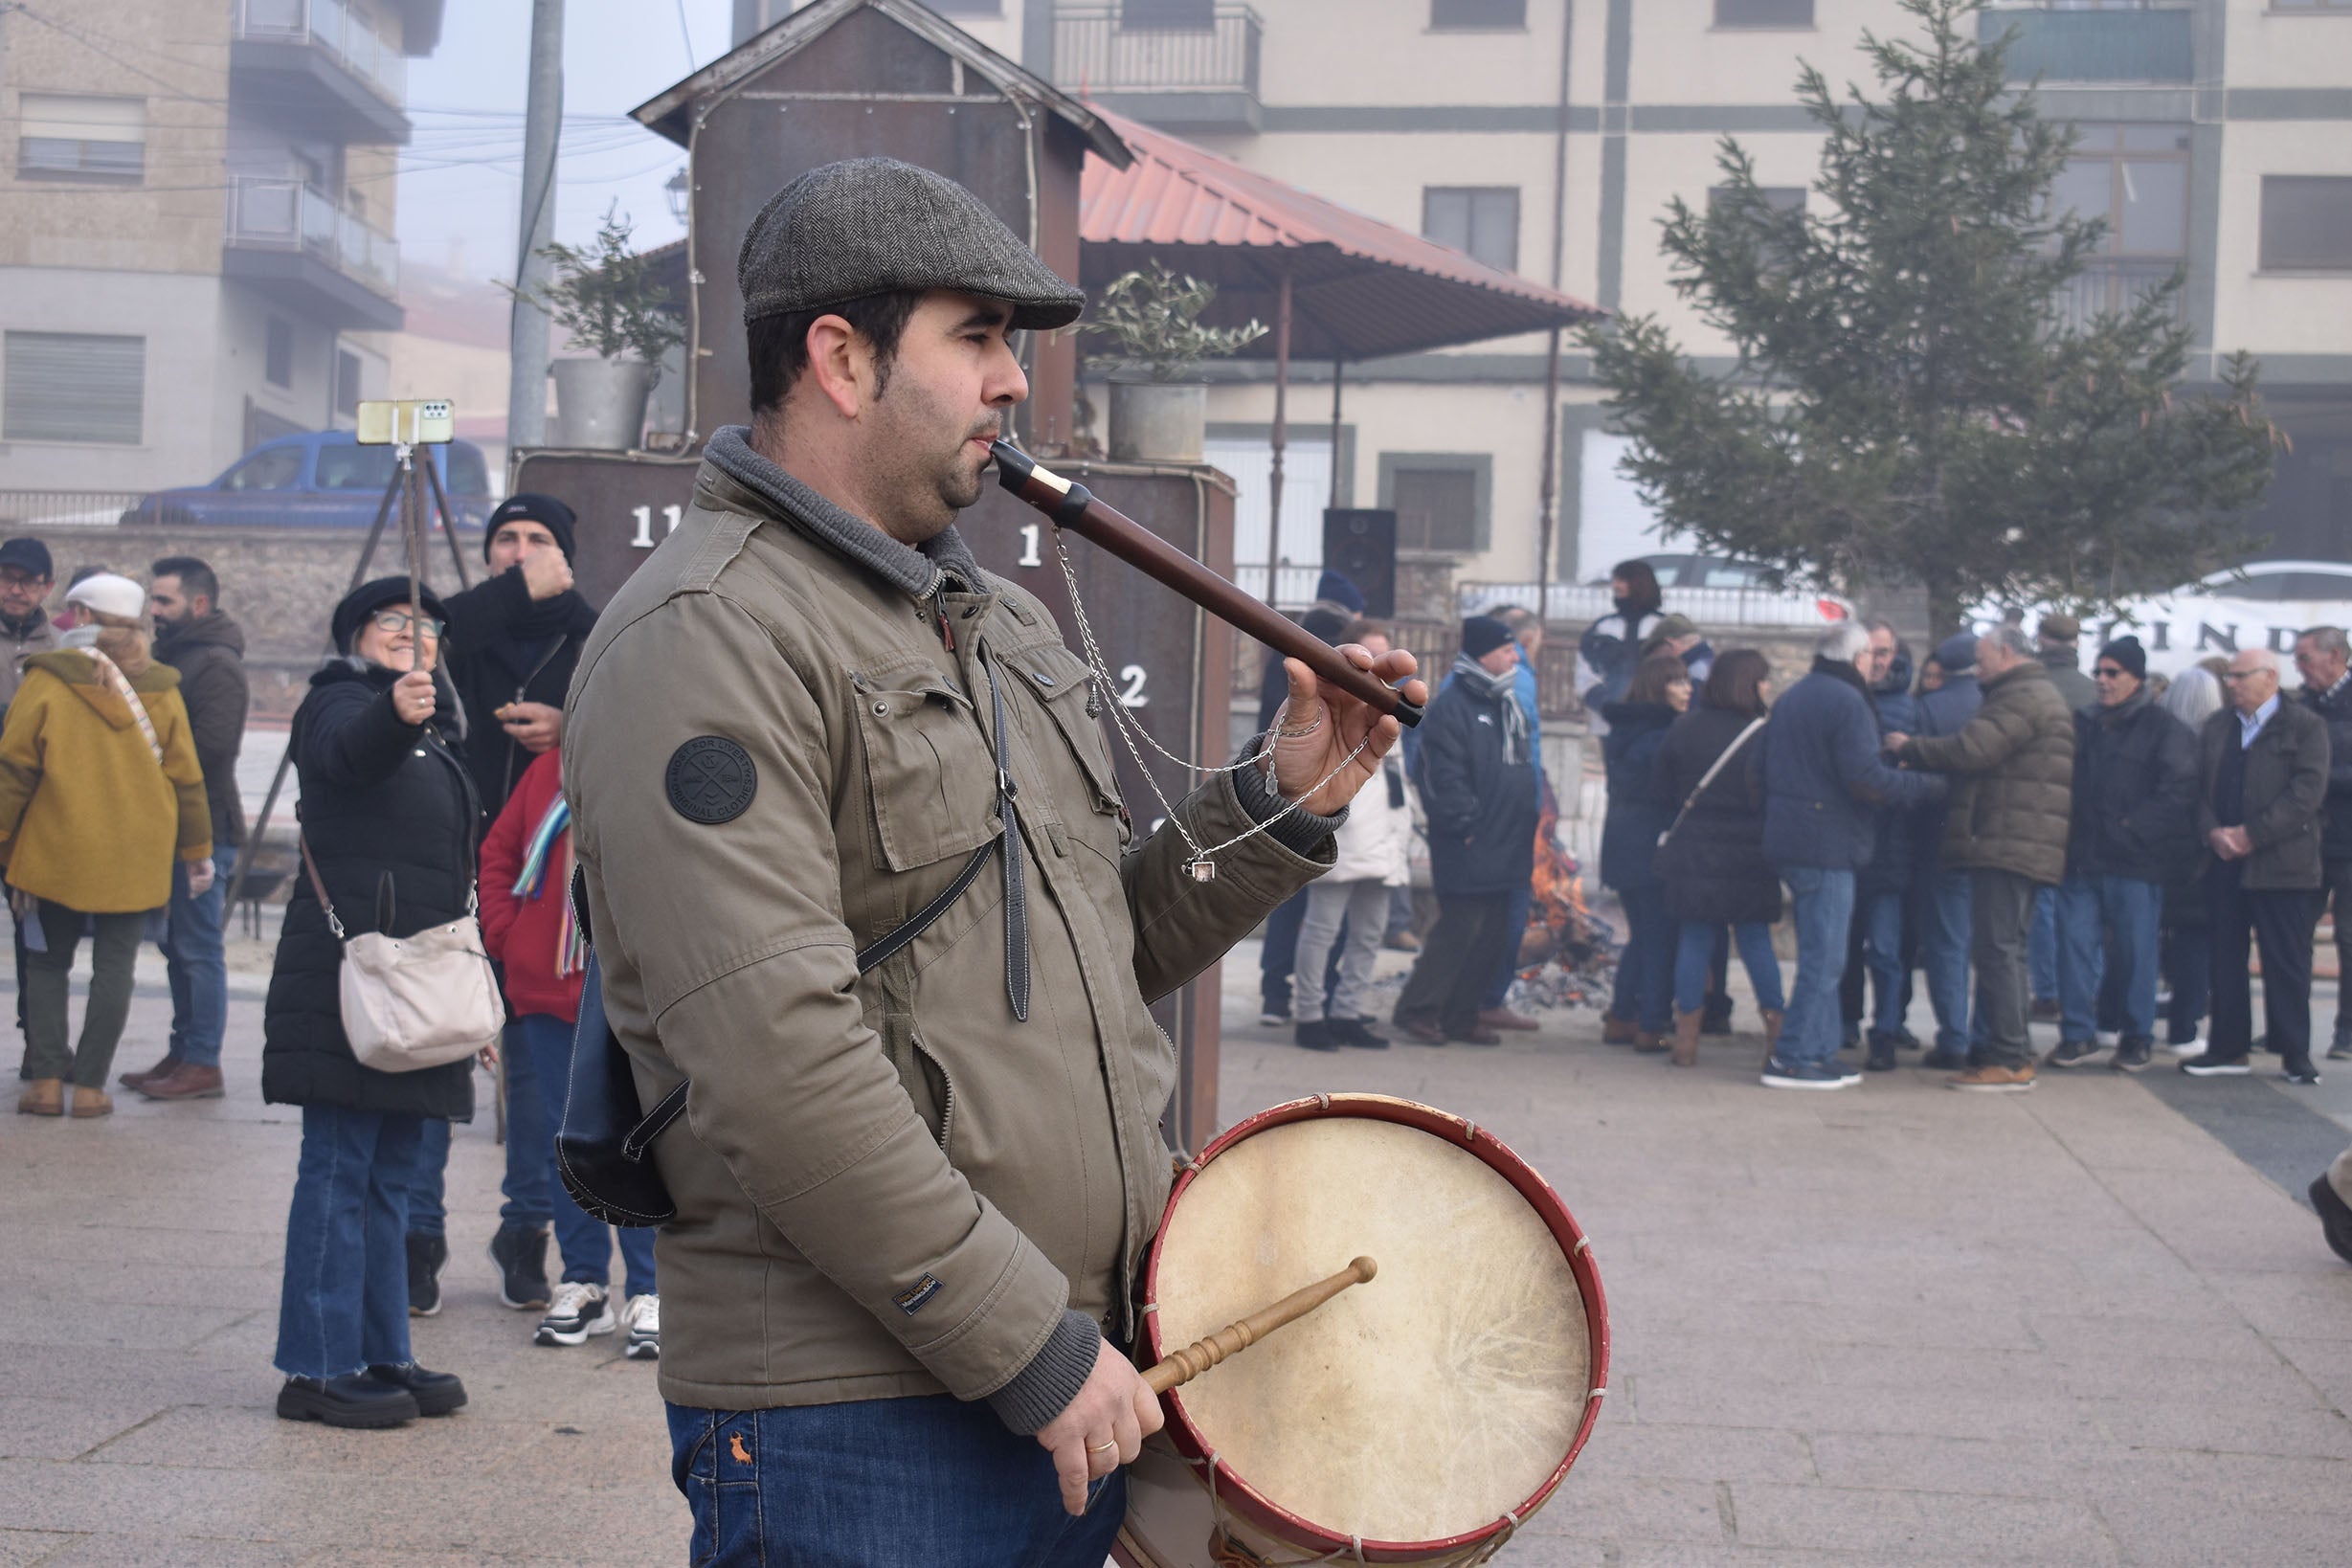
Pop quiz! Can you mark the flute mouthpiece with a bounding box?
[988,438,1032,491]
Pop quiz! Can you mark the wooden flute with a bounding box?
[989,441,1424,728]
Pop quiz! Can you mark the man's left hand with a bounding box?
[1266,646,1426,818]
[500,701,563,754]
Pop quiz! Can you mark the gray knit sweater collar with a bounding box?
[705,425,984,600]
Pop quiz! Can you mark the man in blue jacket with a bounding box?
[1758,623,1944,1089]
[1912,631,1985,1068]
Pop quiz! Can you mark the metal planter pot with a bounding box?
[550,358,659,451]
[1108,381,1206,463]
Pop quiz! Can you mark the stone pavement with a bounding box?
[3,931,2351,1564]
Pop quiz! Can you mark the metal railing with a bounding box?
[1981,4,2193,82]
[0,491,141,529]
[235,0,407,104]
[227,176,400,299]
[1460,581,1854,628]
[2054,257,2185,332]
[1053,5,1262,100]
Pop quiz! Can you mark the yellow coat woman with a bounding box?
[2,573,210,1119]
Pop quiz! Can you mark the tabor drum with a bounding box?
[1115,1094,1608,1567]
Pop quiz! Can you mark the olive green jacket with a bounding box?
[1897,660,2074,885]
[563,442,1332,1417]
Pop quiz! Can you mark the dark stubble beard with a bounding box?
[869,379,1000,544]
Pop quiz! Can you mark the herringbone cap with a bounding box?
[738,158,1085,330]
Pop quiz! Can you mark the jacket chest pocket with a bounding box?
[851,661,1001,871]
[997,641,1124,820]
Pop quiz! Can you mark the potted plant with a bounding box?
[1084,264,1265,463]
[509,204,685,451]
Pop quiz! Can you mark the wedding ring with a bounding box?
[1087,1440,1118,1453]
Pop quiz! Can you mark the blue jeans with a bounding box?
[1482,881,1534,1009]
[1260,889,1308,1009]
[160,843,235,1067]
[2029,885,2058,1003]
[1920,868,1983,1051]
[1859,889,1907,1036]
[1779,867,1855,1066]
[2056,875,2161,1043]
[276,1104,426,1379]
[407,1019,546,1240]
[1674,921,1783,1016]
[513,1011,656,1295]
[666,1396,1125,1568]
[1613,885,1675,1034]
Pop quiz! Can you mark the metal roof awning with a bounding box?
[1077,104,1601,364]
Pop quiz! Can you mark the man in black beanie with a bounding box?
[1395,616,1539,1044]
[2048,635,2198,1073]
[410,491,599,1320]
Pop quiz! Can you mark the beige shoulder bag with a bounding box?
[301,837,504,1073]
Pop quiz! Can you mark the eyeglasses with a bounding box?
[372,611,445,639]
[2094,666,2129,680]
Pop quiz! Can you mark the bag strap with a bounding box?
[87,650,164,765]
[298,833,347,941]
[1662,716,1766,845]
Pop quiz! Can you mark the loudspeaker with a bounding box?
[1321,508,1397,617]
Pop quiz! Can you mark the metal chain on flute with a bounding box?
[1048,526,1372,882]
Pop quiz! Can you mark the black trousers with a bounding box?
[2326,859,2352,1046]
[1395,892,1512,1037]
[2206,862,2322,1073]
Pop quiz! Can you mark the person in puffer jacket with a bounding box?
[1293,625,1415,1051]
[480,746,659,1357]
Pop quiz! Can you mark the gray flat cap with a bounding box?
[738,158,1086,330]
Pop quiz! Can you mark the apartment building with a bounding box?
[736,0,2352,601]
[0,0,443,503]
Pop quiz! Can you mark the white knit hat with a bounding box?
[64,571,146,621]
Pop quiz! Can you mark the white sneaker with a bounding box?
[2167,1035,2206,1059]
[620,1293,661,1361]
[533,1282,615,1347]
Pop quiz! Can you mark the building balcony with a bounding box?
[1053,4,1263,136]
[2055,257,2186,334]
[224,177,404,331]
[1982,4,2194,85]
[232,0,412,146]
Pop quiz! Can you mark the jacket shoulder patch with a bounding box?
[665,736,757,824]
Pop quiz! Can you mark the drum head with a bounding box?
[1150,1107,1595,1550]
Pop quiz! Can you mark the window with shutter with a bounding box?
[3,332,145,445]
[2261,176,2352,271]
[17,94,145,180]
[1393,468,1479,553]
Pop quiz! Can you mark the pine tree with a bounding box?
[1581,0,2279,634]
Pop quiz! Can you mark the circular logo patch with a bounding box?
[664,736,757,824]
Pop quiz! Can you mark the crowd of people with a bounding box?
[1268,557,2346,1099]
[0,504,657,1432]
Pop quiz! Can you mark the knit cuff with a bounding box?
[985,1309,1102,1435]
[1231,740,1348,856]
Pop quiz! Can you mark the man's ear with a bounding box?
[804,314,871,420]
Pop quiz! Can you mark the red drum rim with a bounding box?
[1141,1093,1610,1561]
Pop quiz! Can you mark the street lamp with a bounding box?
[664,166,691,227]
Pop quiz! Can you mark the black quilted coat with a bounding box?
[260,659,478,1120]
[1656,702,1781,927]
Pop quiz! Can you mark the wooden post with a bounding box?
[1537,326,1562,613]
[1263,265,1292,606]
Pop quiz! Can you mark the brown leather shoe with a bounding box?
[118,1053,179,1091]
[1948,1063,2036,1093]
[16,1078,62,1116]
[69,1086,113,1119]
[1477,1007,1539,1033]
[1669,1006,1705,1067]
[1398,1017,1445,1045]
[1633,1030,1668,1054]
[1602,1014,1637,1045]
[139,1063,225,1101]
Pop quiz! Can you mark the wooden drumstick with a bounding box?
[1143,1257,1378,1396]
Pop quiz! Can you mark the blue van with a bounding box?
[123,431,493,529]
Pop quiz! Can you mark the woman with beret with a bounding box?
[266,577,479,1429]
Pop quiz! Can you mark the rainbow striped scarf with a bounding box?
[514,793,584,979]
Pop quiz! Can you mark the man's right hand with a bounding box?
[1035,1333,1163,1517]
[520,546,574,602]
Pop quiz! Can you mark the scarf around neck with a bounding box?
[706,425,986,601]
[1450,652,1531,765]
